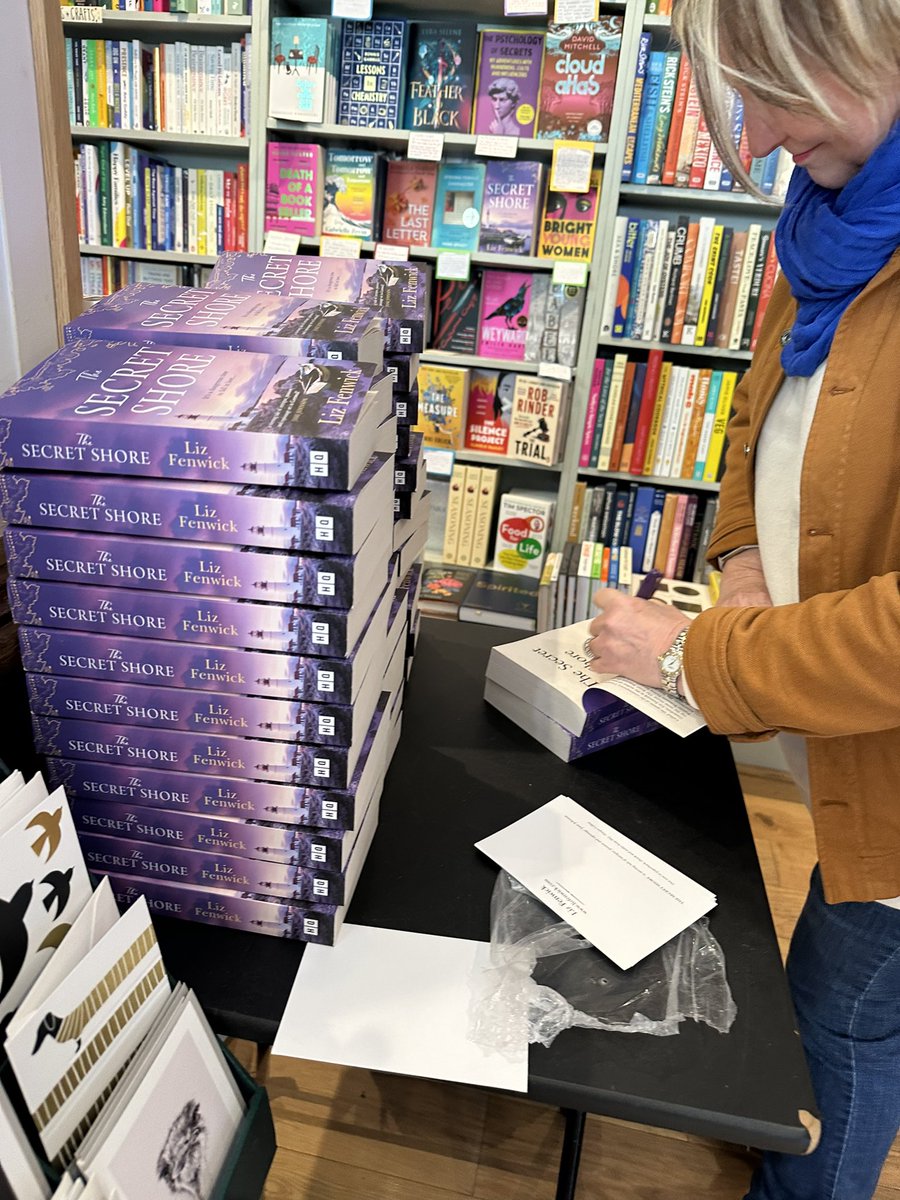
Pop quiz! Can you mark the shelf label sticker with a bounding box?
[538,361,573,382]
[549,140,596,192]
[331,0,374,18]
[504,0,548,12]
[407,131,444,162]
[424,448,455,479]
[374,242,410,262]
[63,4,104,20]
[474,134,518,159]
[320,235,363,259]
[262,230,301,255]
[554,0,599,21]
[551,261,589,287]
[435,251,471,282]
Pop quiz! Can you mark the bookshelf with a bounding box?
[62,4,262,300]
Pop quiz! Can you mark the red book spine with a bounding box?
[629,350,664,475]
[750,236,780,351]
[688,113,712,189]
[661,55,692,187]
[236,161,249,251]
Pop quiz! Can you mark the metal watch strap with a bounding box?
[658,628,689,698]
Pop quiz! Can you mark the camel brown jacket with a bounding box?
[684,249,900,903]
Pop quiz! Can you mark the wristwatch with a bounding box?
[657,628,689,698]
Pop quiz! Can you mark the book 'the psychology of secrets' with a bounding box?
[66,284,387,371]
[207,253,430,353]
[0,339,392,491]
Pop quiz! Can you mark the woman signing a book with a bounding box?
[583,1,900,1197]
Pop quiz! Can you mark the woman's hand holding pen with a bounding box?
[717,548,773,608]
[585,589,689,689]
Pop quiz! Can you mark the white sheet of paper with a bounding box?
[272,923,527,1092]
[475,794,717,970]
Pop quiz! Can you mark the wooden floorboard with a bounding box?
[242,766,900,1198]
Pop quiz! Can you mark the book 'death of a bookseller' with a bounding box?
[0,252,432,946]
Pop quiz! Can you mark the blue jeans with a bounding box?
[746,866,900,1199]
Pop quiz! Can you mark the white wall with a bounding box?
[0,0,60,391]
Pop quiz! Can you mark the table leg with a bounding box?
[556,1108,587,1200]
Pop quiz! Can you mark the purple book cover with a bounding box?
[207,254,430,354]
[477,269,533,361]
[65,285,387,370]
[393,387,419,425]
[0,339,390,491]
[33,713,364,790]
[72,798,369,872]
[77,830,353,903]
[385,353,419,393]
[46,693,391,832]
[478,160,543,256]
[108,872,342,945]
[97,783,381,944]
[17,583,393,705]
[8,575,385,657]
[0,453,394,554]
[27,653,383,748]
[4,523,392,610]
[472,29,544,138]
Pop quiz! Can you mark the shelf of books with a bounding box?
[63,4,256,302]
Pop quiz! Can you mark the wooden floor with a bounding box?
[233,766,900,1199]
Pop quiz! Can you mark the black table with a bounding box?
[153,618,818,1195]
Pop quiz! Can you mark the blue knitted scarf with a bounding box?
[775,122,900,376]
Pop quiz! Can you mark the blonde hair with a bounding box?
[672,0,900,193]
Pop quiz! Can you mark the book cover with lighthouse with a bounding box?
[0,337,390,491]
[478,160,543,257]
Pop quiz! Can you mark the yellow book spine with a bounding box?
[702,371,738,482]
[196,168,207,255]
[694,223,724,346]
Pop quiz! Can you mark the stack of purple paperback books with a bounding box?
[0,306,427,946]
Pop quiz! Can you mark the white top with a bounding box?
[755,363,900,908]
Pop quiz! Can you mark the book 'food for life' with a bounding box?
[337,19,408,130]
[381,159,437,248]
[207,253,430,354]
[65,285,387,370]
[403,21,477,132]
[478,160,543,257]
[537,17,623,142]
[536,167,603,261]
[477,269,533,361]
[269,17,333,123]
[0,338,391,490]
[472,28,545,138]
[265,142,324,238]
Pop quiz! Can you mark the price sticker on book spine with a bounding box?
[320,235,363,259]
[549,141,596,193]
[63,5,104,21]
[407,132,444,162]
[538,362,573,382]
[504,0,548,13]
[423,447,455,479]
[331,0,373,18]
[475,134,518,159]
[553,0,599,20]
[435,250,471,282]
[551,261,589,287]
[374,242,410,262]
[262,230,301,255]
